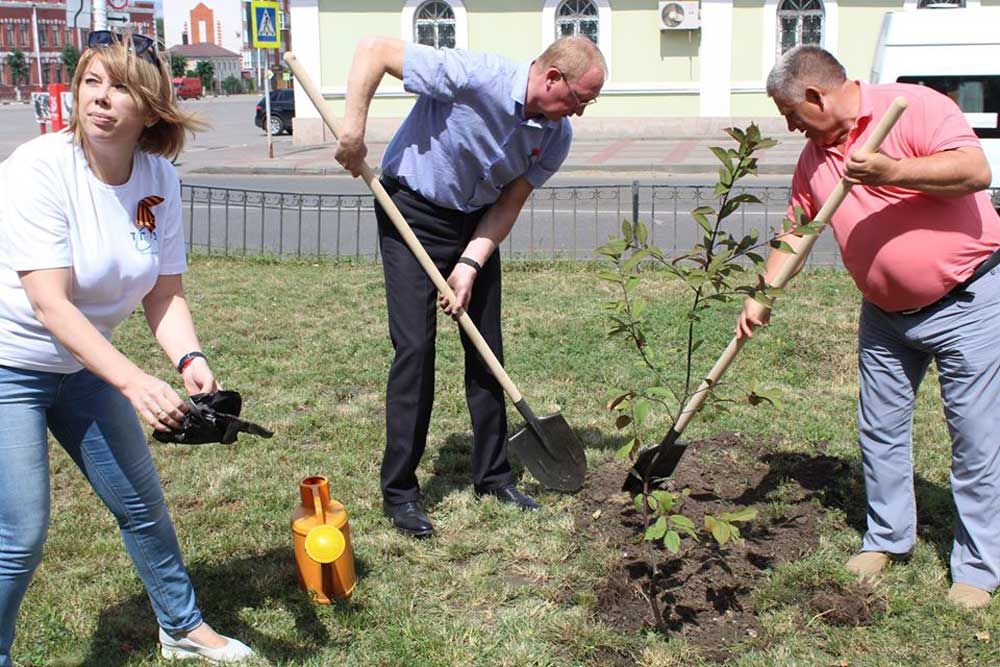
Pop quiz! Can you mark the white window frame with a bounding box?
[541,0,612,79]
[401,0,468,50]
[762,0,837,82]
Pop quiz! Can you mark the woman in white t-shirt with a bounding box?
[0,32,253,665]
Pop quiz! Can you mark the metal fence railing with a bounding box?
[181,183,1000,267]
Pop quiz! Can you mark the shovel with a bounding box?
[284,52,587,492]
[623,96,909,495]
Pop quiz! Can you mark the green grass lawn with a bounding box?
[15,257,999,667]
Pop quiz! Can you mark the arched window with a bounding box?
[414,0,456,49]
[917,0,964,6]
[778,0,823,54]
[555,0,598,44]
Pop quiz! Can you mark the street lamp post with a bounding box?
[31,4,43,85]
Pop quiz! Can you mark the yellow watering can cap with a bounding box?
[304,524,345,564]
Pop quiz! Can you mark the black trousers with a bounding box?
[375,178,514,504]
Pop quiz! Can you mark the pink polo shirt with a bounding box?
[788,82,1000,311]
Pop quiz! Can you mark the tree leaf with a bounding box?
[616,439,636,461]
[692,212,713,234]
[720,507,758,523]
[633,399,651,426]
[729,193,763,206]
[710,146,734,174]
[724,127,746,143]
[651,490,676,513]
[663,530,681,554]
[768,239,796,254]
[711,520,732,544]
[637,221,649,246]
[606,392,632,411]
[621,219,634,245]
[615,414,632,429]
[634,493,648,513]
[645,516,668,541]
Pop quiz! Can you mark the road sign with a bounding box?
[251,0,280,49]
[106,10,130,25]
[65,0,92,29]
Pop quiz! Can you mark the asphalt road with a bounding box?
[0,94,293,170]
[1,95,839,264]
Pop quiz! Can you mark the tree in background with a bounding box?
[221,75,244,95]
[6,49,28,99]
[61,44,81,79]
[194,60,215,94]
[169,53,187,78]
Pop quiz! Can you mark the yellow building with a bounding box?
[288,0,998,143]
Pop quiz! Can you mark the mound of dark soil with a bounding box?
[573,433,855,663]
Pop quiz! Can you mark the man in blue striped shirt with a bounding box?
[336,35,605,537]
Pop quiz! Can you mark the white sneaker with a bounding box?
[159,626,255,663]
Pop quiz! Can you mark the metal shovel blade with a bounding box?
[509,410,587,492]
[622,428,687,494]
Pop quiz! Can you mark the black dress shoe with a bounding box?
[476,484,540,511]
[382,500,434,537]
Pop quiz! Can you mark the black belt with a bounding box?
[897,247,1000,315]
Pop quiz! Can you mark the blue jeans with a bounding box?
[0,365,202,667]
[858,267,1000,592]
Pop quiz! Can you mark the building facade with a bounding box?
[289,0,1000,142]
[162,0,292,90]
[167,41,242,93]
[0,0,154,100]
[163,0,244,54]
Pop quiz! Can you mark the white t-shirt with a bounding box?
[0,131,187,373]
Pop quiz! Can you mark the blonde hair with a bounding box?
[536,36,607,81]
[68,36,207,159]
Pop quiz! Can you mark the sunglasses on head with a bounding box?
[88,30,160,67]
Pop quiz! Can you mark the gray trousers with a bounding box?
[858,267,1000,592]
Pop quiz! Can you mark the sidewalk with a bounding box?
[188,120,807,179]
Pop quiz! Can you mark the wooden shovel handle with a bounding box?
[670,96,909,436]
[283,52,524,403]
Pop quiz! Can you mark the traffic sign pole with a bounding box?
[264,68,273,158]
[251,0,281,159]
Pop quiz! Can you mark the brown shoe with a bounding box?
[948,583,992,609]
[845,551,889,578]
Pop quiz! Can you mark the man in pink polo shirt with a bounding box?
[737,46,1000,609]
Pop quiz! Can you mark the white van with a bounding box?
[871,8,1000,189]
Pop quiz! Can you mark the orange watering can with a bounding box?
[291,475,356,602]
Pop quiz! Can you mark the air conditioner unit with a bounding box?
[659,1,700,30]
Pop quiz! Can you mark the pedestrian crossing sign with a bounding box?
[251,0,280,49]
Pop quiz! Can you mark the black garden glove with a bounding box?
[153,390,273,445]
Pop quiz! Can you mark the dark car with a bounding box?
[254,88,295,135]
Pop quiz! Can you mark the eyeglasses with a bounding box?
[88,30,160,67]
[554,67,597,109]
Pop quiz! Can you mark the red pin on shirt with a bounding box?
[136,196,164,231]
